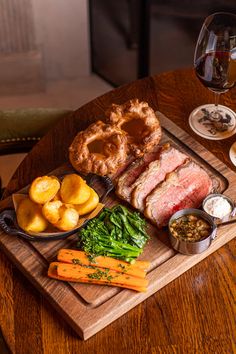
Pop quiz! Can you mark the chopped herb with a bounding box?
[72,258,82,265]
[118,264,126,270]
[72,259,99,270]
[87,269,106,280]
[87,254,97,263]
[87,268,113,281]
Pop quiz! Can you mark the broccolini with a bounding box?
[78,205,149,263]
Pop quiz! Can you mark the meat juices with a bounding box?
[131,146,188,211]
[144,161,213,227]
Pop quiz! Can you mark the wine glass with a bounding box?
[189,12,236,140]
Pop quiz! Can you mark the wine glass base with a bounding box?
[189,104,236,140]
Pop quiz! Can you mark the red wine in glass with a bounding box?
[195,51,236,93]
[189,12,236,140]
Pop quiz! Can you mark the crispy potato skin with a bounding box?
[42,200,63,224]
[29,176,60,204]
[53,205,79,231]
[18,173,98,233]
[42,200,79,231]
[17,198,48,233]
[74,187,99,215]
[52,191,61,201]
[60,174,91,204]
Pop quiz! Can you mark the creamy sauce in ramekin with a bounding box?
[203,196,232,218]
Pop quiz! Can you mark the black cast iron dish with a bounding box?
[0,174,114,241]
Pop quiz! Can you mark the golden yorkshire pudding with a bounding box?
[69,120,128,176]
[106,99,162,156]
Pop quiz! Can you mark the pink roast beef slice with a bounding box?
[144,161,213,227]
[115,145,165,202]
[131,145,188,211]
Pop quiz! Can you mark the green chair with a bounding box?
[0,108,72,154]
[0,108,72,197]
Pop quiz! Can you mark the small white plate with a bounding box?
[229,142,236,167]
[189,104,236,140]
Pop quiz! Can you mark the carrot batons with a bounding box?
[48,249,150,292]
[57,249,150,279]
[48,262,148,292]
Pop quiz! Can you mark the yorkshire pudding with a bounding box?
[69,121,128,176]
[107,99,162,156]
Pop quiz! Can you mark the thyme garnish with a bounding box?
[87,268,114,281]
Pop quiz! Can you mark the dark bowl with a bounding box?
[0,174,114,241]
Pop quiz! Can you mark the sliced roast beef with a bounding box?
[115,145,165,202]
[144,161,213,227]
[131,146,188,211]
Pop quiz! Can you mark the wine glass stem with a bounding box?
[214,92,220,111]
[210,92,221,121]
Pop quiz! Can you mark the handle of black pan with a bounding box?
[99,175,114,202]
[85,174,114,203]
[0,209,36,241]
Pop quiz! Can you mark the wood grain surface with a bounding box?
[0,68,235,353]
[1,115,233,341]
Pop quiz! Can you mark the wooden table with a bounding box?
[0,68,235,354]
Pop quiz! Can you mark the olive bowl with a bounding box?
[168,208,217,255]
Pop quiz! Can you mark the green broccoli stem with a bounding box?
[78,204,149,262]
[82,235,141,257]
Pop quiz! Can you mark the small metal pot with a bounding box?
[168,208,217,255]
[202,193,235,223]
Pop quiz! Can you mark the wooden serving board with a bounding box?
[0,112,236,340]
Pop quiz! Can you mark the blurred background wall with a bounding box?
[0,0,236,96]
[90,0,236,86]
[0,0,90,95]
[32,0,90,80]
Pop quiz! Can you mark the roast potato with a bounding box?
[74,187,99,215]
[54,204,79,231]
[42,201,79,231]
[42,200,63,224]
[17,198,48,233]
[29,176,60,204]
[52,191,62,201]
[60,174,90,204]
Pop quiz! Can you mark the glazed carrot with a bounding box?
[57,249,150,278]
[57,262,148,287]
[48,262,148,292]
[48,263,147,292]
